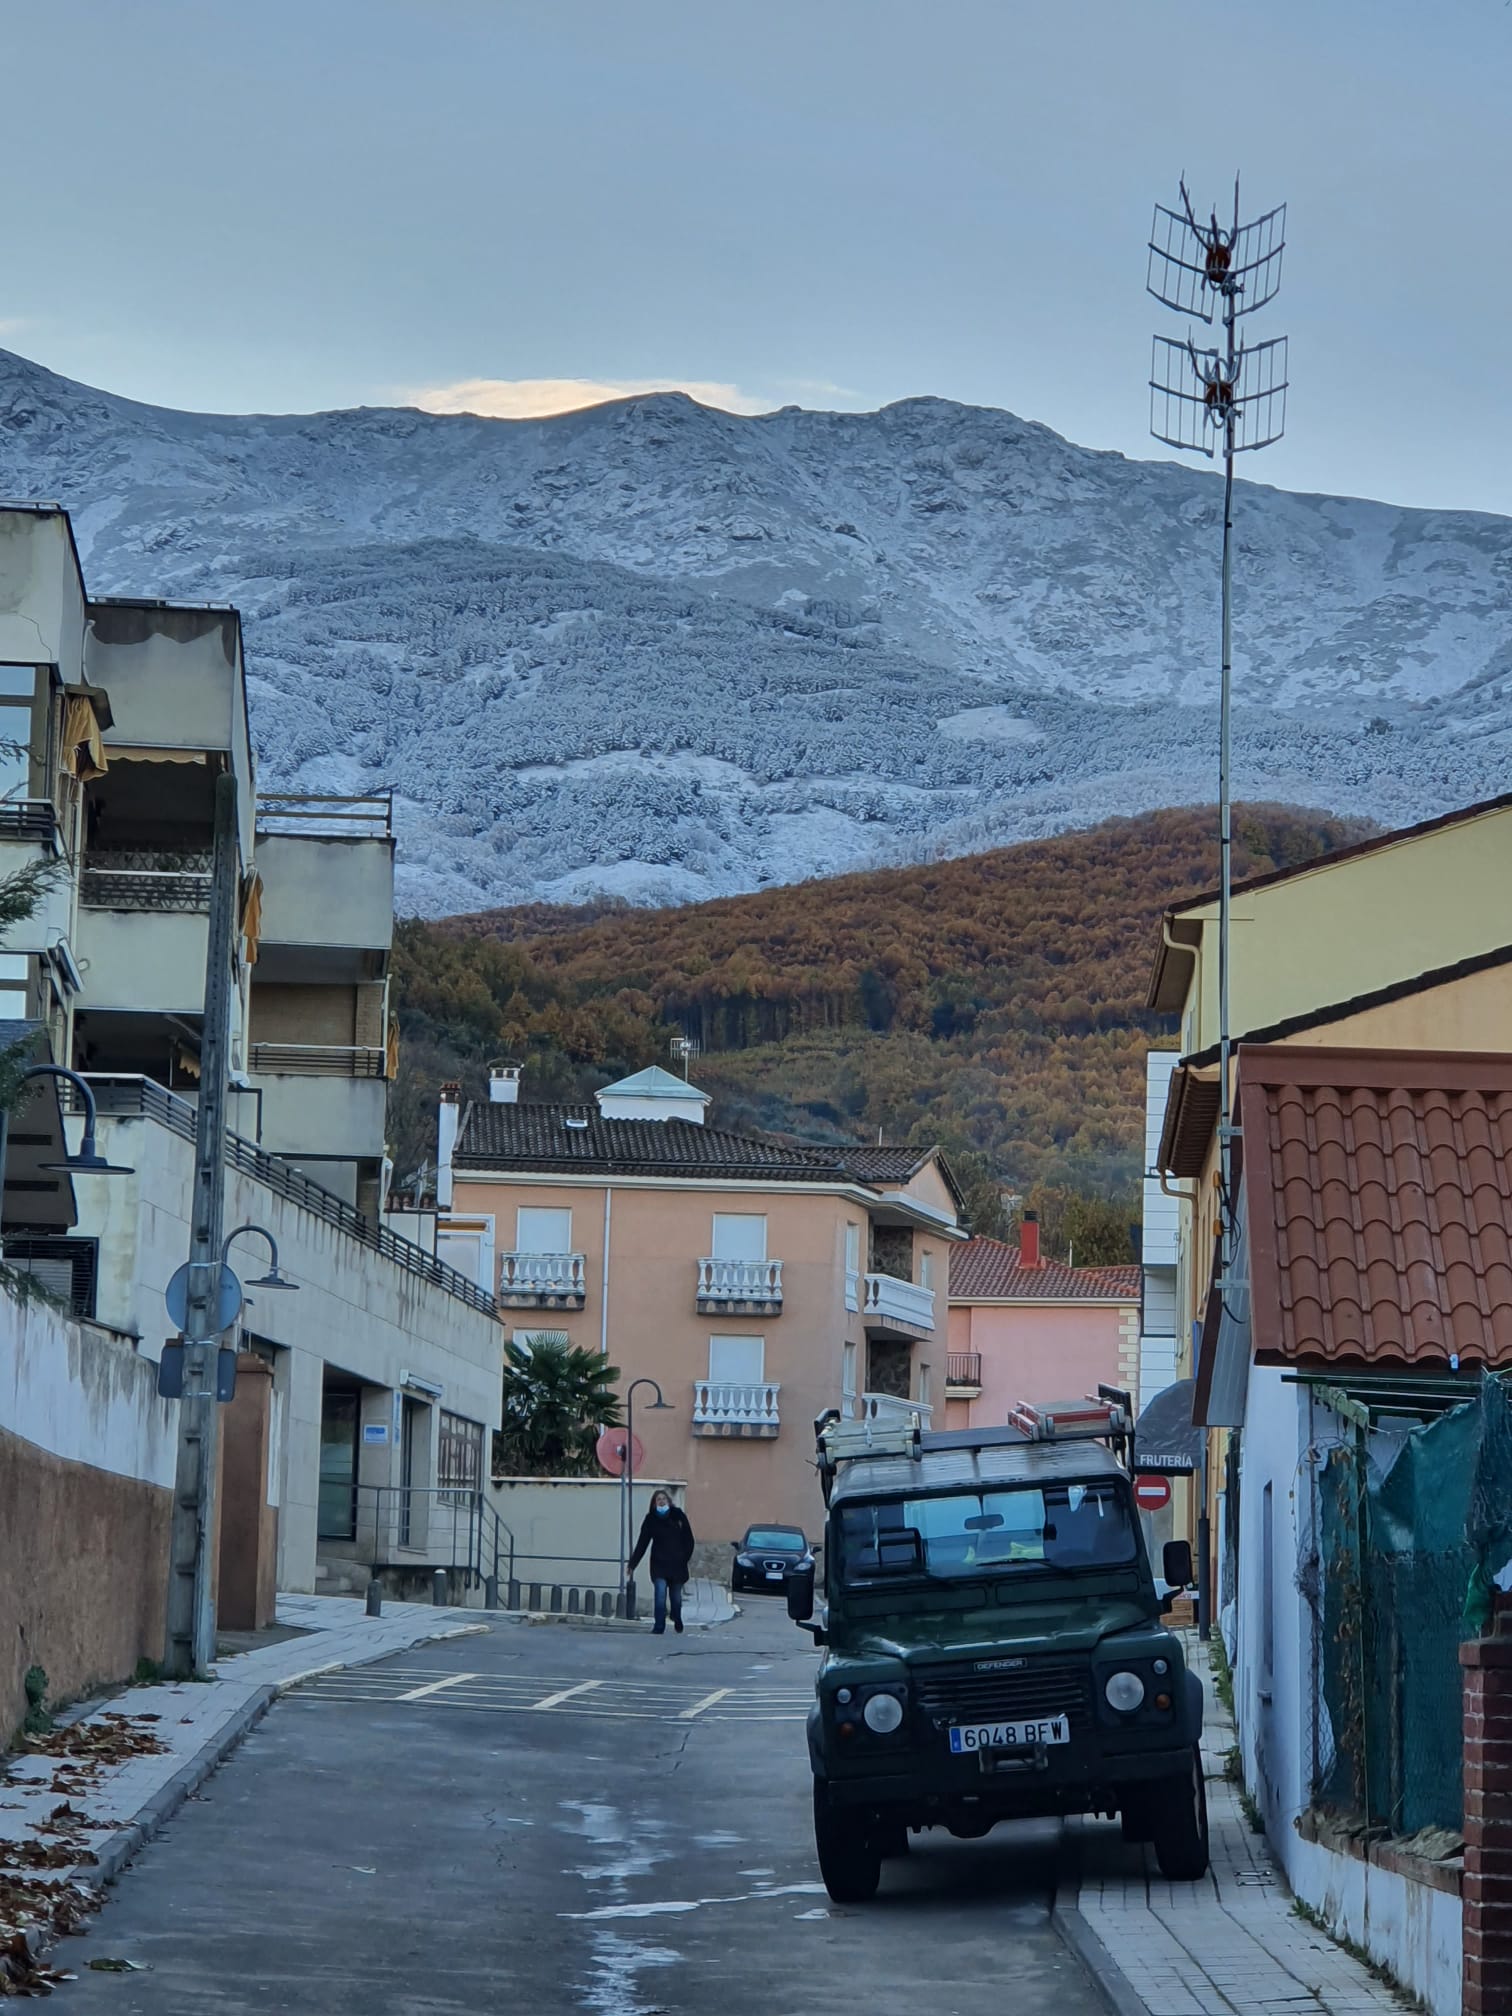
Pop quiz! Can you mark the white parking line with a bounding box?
[678,1687,733,1720]
[396,1671,482,1702]
[531,1679,605,1711]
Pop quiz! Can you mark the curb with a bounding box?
[1052,1823,1151,2016]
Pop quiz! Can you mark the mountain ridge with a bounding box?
[0,346,1504,912]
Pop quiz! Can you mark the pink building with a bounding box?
[944,1218,1142,1430]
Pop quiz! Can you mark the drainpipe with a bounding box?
[599,1185,613,1356]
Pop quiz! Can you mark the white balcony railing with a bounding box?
[498,1251,587,1303]
[861,1392,932,1428]
[696,1256,783,1305]
[861,1272,935,1333]
[694,1380,781,1428]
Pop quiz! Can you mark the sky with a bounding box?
[5,0,1512,513]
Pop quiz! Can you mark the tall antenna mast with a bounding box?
[1148,179,1287,1273]
[669,1033,700,1082]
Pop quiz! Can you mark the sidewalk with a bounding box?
[0,1592,489,1990]
[513,1575,738,1631]
[1057,1636,1412,2016]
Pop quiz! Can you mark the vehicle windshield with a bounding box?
[836,1480,1137,1584]
[744,1527,805,1550]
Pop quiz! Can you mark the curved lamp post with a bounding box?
[622,1375,673,1621]
[24,1064,135,1176]
[221,1222,298,1293]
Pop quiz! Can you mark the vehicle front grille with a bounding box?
[913,1660,1092,1731]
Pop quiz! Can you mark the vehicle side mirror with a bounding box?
[786,1562,816,1622]
[1163,1539,1194,1588]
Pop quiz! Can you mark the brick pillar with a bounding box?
[1461,1631,1512,2015]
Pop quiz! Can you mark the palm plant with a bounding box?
[492,1332,623,1477]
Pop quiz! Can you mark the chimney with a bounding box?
[437,1081,461,1209]
[489,1061,521,1105]
[1020,1211,1042,1270]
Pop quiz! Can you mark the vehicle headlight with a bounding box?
[862,1691,905,1734]
[1104,1671,1146,1714]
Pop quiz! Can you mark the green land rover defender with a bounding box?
[786,1393,1208,1903]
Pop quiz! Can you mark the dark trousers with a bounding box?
[653,1578,684,1632]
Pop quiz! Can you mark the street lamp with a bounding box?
[622,1375,673,1622]
[222,1223,298,1292]
[25,1065,135,1176]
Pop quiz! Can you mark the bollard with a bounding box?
[484,1574,500,1611]
[625,1578,637,1623]
[601,1592,615,1619]
[432,1568,447,1606]
[550,1584,563,1613]
[529,1582,542,1611]
[507,1579,521,1610]
[567,1588,580,1615]
[365,1578,383,1618]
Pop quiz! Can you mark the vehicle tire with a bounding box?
[812,1783,882,1902]
[1152,1747,1210,1880]
[876,1820,910,1860]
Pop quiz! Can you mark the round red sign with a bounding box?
[595,1428,645,1477]
[1134,1473,1173,1513]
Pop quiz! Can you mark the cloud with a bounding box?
[403,375,770,419]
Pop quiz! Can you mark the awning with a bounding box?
[240,871,263,966]
[1134,1378,1202,1474]
[62,696,108,783]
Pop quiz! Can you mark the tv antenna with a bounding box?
[669,1033,700,1080]
[1148,177,1287,1263]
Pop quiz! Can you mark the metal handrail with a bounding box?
[69,1074,498,1318]
[248,1043,387,1079]
[255,791,393,840]
[946,1352,983,1387]
[354,1484,514,1599]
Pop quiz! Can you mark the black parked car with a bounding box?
[731,1524,814,1595]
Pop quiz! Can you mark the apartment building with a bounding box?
[0,503,501,1605]
[442,1063,965,1550]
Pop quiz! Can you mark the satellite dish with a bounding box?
[596,1428,644,1477]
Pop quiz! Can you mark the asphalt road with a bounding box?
[57,1603,1107,2016]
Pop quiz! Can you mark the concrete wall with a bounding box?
[0,1297,177,1735]
[73,1098,501,1595]
[0,509,86,669]
[487,1475,685,1595]
[74,906,209,1015]
[251,1071,386,1162]
[945,1297,1139,1425]
[255,833,394,954]
[454,1168,953,1543]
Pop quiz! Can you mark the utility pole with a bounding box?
[164,770,239,1677]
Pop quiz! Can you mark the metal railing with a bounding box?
[80,848,212,913]
[696,1256,783,1305]
[0,801,58,841]
[70,1074,498,1318]
[255,791,394,840]
[946,1352,983,1388]
[693,1379,781,1428]
[354,1484,512,1601]
[861,1272,936,1332]
[249,1043,387,1079]
[498,1250,587,1303]
[862,1391,932,1428]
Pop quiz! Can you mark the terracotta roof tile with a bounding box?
[948,1237,1141,1302]
[1238,1046,1512,1369]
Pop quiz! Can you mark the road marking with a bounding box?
[531,1679,604,1711]
[678,1687,733,1720]
[395,1671,482,1702]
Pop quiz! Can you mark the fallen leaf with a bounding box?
[88,1957,149,1973]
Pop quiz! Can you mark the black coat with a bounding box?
[629,1504,695,1585]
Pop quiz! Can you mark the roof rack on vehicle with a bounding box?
[1007,1386,1136,1470]
[813,1406,924,1505]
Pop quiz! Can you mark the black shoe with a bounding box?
[674,1619,684,1634]
[652,1625,665,1635]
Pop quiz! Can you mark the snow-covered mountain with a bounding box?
[2,347,1507,913]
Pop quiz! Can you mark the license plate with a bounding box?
[765,1569,785,1582]
[948,1716,1070,1753]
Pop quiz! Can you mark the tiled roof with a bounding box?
[1239,1045,1512,1368]
[455,1103,851,1180]
[948,1238,1142,1302]
[839,1146,928,1184]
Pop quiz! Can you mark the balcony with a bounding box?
[946,1352,983,1394]
[498,1251,587,1310]
[696,1256,783,1314]
[79,848,212,913]
[860,1392,932,1429]
[861,1271,935,1339]
[0,801,58,844]
[249,1043,387,1079]
[693,1380,781,1439]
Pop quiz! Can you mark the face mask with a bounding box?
[655,1504,670,1516]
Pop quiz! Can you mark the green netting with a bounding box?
[1316,1375,1512,1838]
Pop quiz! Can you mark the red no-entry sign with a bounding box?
[1134,1474,1173,1513]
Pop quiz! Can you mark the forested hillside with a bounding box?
[390,804,1364,1208]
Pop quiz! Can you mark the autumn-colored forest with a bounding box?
[390,804,1363,1217]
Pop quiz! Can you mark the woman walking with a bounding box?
[627,1489,696,1634]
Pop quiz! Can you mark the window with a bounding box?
[712,1213,766,1262]
[842,1342,857,1402]
[438,1411,484,1499]
[1261,1480,1275,1689]
[708,1335,765,1385]
[919,1363,932,1410]
[838,1481,1138,1585]
[845,1223,861,1272]
[919,1252,935,1292]
[515,1205,572,1255]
